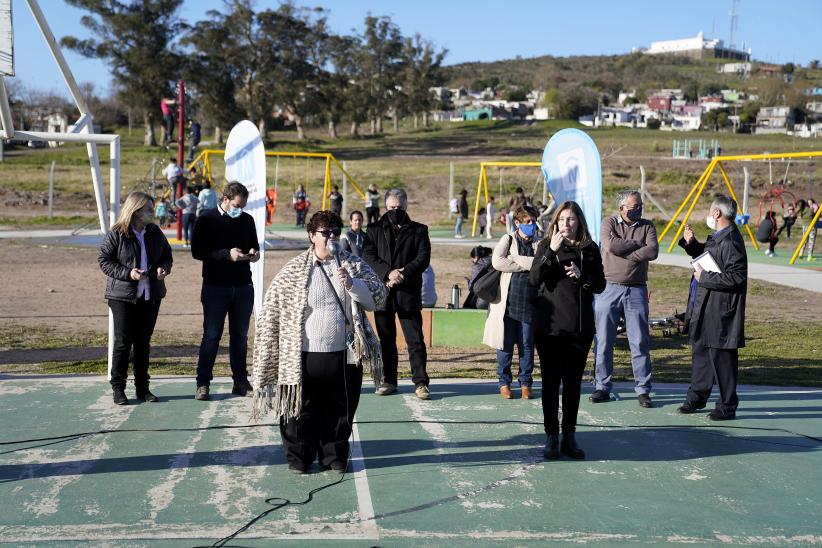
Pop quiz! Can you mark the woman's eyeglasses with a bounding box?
[316,228,342,238]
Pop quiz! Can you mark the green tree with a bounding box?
[181,10,242,144]
[360,16,404,134]
[403,35,447,129]
[61,0,184,146]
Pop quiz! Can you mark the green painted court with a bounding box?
[1,376,820,545]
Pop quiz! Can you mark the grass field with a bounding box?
[1,120,821,230]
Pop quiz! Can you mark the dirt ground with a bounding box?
[1,238,820,339]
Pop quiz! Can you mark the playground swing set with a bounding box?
[658,150,822,265]
[470,161,546,237]
[187,149,366,224]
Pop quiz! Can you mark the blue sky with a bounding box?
[9,0,822,96]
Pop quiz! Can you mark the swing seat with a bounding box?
[735,213,750,226]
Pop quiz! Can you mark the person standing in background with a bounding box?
[486,196,496,239]
[677,196,747,421]
[176,186,200,248]
[482,208,537,400]
[191,182,261,401]
[455,189,469,239]
[365,184,381,225]
[188,120,201,163]
[328,185,343,217]
[160,97,176,145]
[591,190,658,408]
[362,188,432,400]
[98,192,173,405]
[340,210,366,257]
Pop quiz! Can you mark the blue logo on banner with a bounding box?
[541,129,603,245]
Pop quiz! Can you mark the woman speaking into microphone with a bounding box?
[250,211,387,474]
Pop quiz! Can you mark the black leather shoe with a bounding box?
[708,409,736,421]
[560,433,585,460]
[543,434,560,460]
[638,394,653,408]
[232,380,253,396]
[677,401,705,414]
[588,390,610,403]
[112,388,128,405]
[288,464,307,475]
[136,389,159,402]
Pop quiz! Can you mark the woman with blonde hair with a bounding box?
[529,201,605,460]
[98,191,173,405]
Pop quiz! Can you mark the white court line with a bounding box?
[350,422,380,540]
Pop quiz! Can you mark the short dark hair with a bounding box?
[307,210,343,234]
[515,187,523,194]
[349,210,363,220]
[470,245,492,259]
[169,157,177,163]
[186,186,195,194]
[223,181,249,200]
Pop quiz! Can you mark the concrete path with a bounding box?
[3,227,821,293]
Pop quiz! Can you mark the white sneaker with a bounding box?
[454,234,463,239]
[415,385,431,400]
[376,383,397,396]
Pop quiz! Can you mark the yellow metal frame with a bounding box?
[187,149,365,210]
[471,161,542,237]
[660,151,822,264]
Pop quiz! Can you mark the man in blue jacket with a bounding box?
[677,195,747,420]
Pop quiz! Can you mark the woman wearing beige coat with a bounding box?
[482,208,538,399]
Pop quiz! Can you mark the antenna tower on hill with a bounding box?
[729,0,740,49]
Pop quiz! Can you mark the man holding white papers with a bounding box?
[591,190,659,408]
[677,195,747,420]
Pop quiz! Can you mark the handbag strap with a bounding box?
[315,260,351,327]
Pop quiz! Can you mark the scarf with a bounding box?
[249,247,387,422]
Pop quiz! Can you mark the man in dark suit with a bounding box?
[362,188,432,400]
[677,195,747,420]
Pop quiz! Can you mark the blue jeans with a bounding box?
[496,315,534,388]
[594,283,652,394]
[196,283,254,387]
[455,216,464,236]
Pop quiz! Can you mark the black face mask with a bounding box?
[626,207,643,223]
[386,209,409,225]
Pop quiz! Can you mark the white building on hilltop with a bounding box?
[643,32,750,61]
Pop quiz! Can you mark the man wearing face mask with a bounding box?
[591,190,659,408]
[677,195,747,421]
[191,182,261,401]
[362,188,432,400]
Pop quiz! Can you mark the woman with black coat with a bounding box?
[529,201,605,460]
[98,191,173,405]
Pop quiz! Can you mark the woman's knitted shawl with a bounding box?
[249,247,387,421]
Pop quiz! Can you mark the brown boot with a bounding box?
[500,385,512,399]
[521,386,532,400]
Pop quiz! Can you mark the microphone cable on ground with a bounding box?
[1,418,820,547]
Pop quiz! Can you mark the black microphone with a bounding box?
[327,240,342,268]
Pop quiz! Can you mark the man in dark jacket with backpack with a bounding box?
[677,195,747,420]
[362,188,432,400]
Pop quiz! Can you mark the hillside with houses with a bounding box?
[438,33,822,137]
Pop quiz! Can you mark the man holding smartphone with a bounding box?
[191,182,261,400]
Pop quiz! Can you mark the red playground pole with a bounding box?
[176,80,185,241]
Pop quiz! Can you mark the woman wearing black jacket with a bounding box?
[529,201,605,460]
[99,192,173,405]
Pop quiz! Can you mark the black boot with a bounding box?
[112,387,128,406]
[560,432,585,460]
[136,388,159,402]
[543,434,559,460]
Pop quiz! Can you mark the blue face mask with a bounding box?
[519,223,536,237]
[227,206,243,219]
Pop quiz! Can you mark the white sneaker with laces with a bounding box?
[415,385,431,400]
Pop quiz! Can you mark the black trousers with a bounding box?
[535,335,593,435]
[366,207,380,225]
[280,351,362,470]
[374,299,429,387]
[685,346,739,413]
[108,298,161,391]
